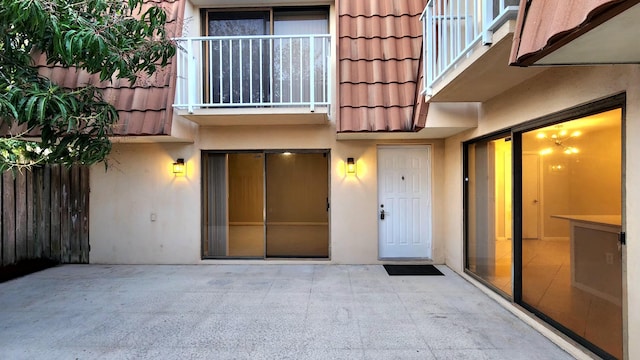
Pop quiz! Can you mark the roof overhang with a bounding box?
[175,107,329,126]
[336,127,472,140]
[188,0,331,7]
[510,0,640,66]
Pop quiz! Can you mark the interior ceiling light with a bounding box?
[537,126,580,155]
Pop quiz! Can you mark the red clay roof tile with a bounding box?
[339,14,422,39]
[339,1,423,17]
[340,59,419,84]
[340,107,415,132]
[338,0,426,132]
[340,83,417,108]
[339,37,422,61]
[33,0,185,137]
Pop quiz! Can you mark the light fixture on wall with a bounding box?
[346,157,356,175]
[537,126,580,155]
[172,158,186,176]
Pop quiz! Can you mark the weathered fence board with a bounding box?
[79,169,90,263]
[2,173,16,265]
[50,165,61,262]
[0,165,89,267]
[33,167,44,258]
[26,171,34,258]
[60,168,70,263]
[15,173,28,261]
[69,166,80,264]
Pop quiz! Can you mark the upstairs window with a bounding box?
[203,8,329,106]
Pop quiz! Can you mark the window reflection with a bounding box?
[521,109,622,359]
[466,136,513,296]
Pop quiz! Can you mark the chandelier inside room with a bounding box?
[537,126,581,155]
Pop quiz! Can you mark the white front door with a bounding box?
[378,146,432,259]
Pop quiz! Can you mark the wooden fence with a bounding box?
[1,165,89,266]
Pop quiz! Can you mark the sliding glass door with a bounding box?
[202,151,329,259]
[206,11,270,104]
[266,153,329,257]
[204,8,329,105]
[520,109,623,359]
[465,134,513,296]
[464,102,624,359]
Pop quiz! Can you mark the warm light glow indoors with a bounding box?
[346,157,356,174]
[172,158,186,176]
[537,125,580,155]
[539,148,553,156]
[282,152,292,156]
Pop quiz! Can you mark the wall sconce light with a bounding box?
[172,158,185,176]
[346,157,356,175]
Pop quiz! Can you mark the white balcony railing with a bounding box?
[173,34,331,113]
[421,0,519,95]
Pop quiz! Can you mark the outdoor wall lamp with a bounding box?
[346,157,356,175]
[172,158,185,176]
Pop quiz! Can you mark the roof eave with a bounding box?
[510,0,640,67]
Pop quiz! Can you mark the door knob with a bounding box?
[380,209,385,220]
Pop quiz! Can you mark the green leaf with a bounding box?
[0,0,175,169]
[23,95,39,122]
[37,95,47,123]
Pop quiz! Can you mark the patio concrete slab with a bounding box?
[0,265,576,359]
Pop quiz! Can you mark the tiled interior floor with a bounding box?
[522,239,622,359]
[484,239,513,295]
[477,238,622,359]
[0,265,575,360]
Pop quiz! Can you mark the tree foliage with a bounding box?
[0,0,175,171]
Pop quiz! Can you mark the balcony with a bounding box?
[421,0,544,102]
[173,34,331,125]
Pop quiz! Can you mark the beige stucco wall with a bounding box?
[90,122,446,265]
[441,64,640,359]
[89,142,201,264]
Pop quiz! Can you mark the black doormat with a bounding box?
[383,264,444,276]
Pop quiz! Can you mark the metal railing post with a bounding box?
[173,34,331,110]
[425,3,435,95]
[218,39,223,104]
[187,38,196,113]
[483,0,494,45]
[175,40,183,106]
[309,36,315,112]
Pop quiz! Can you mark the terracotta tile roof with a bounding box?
[338,0,427,132]
[510,0,640,66]
[34,0,185,136]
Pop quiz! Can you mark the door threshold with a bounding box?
[379,257,433,262]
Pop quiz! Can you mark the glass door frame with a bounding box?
[463,131,515,300]
[201,149,331,260]
[463,93,626,359]
[511,93,627,360]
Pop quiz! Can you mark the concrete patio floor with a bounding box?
[0,264,576,359]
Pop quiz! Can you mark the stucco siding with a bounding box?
[440,64,640,359]
[90,124,447,265]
